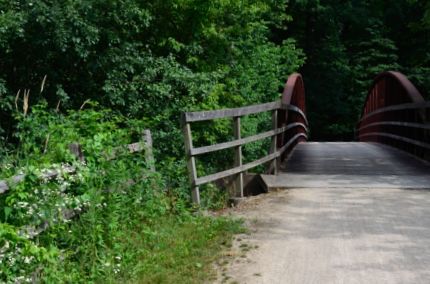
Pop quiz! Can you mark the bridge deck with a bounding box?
[225,142,430,283]
[262,142,430,189]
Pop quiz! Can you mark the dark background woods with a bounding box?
[284,0,430,140]
[0,1,428,146]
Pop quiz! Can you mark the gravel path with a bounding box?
[217,187,430,284]
[214,143,430,284]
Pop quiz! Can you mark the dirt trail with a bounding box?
[215,187,430,284]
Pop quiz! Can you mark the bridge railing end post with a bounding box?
[271,109,279,175]
[182,120,201,205]
[233,116,244,198]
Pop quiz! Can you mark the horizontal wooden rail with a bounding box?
[0,130,155,239]
[0,130,155,195]
[0,166,76,194]
[183,101,282,122]
[194,132,307,186]
[182,100,308,204]
[359,132,430,150]
[191,122,307,156]
[195,152,278,186]
[359,101,430,123]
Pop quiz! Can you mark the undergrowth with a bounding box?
[0,103,243,283]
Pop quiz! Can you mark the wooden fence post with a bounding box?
[143,129,156,172]
[233,116,244,197]
[182,121,200,204]
[68,143,85,162]
[271,109,279,175]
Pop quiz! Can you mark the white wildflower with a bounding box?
[23,256,33,264]
[0,241,10,252]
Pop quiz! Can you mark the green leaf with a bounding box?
[4,206,12,221]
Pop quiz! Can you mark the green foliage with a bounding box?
[0,222,58,282]
[0,0,304,198]
[0,104,244,282]
[0,0,302,126]
[2,0,428,281]
[349,25,401,115]
[286,0,430,139]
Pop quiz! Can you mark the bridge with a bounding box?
[182,71,429,201]
[182,71,430,283]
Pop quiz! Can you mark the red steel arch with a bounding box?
[282,73,306,112]
[361,71,424,117]
[277,73,308,159]
[358,71,429,160]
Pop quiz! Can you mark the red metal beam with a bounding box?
[278,73,308,158]
[357,71,429,160]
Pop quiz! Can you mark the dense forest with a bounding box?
[0,0,429,282]
[0,1,429,144]
[284,0,430,140]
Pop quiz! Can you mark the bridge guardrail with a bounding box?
[358,102,430,153]
[357,71,430,160]
[182,102,308,204]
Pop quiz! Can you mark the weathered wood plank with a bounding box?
[182,122,200,204]
[2,131,155,241]
[193,130,307,186]
[0,174,25,194]
[143,129,156,171]
[271,110,279,175]
[0,135,152,195]
[233,117,244,197]
[182,100,309,202]
[194,133,307,186]
[107,141,146,160]
[0,181,8,194]
[195,152,279,186]
[191,130,273,156]
[127,142,145,153]
[0,166,75,194]
[359,132,430,150]
[190,122,308,156]
[69,143,85,162]
[184,101,283,122]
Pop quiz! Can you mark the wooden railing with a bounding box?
[357,71,430,160]
[182,100,308,204]
[0,130,155,238]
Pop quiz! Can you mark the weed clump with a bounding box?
[0,103,243,283]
